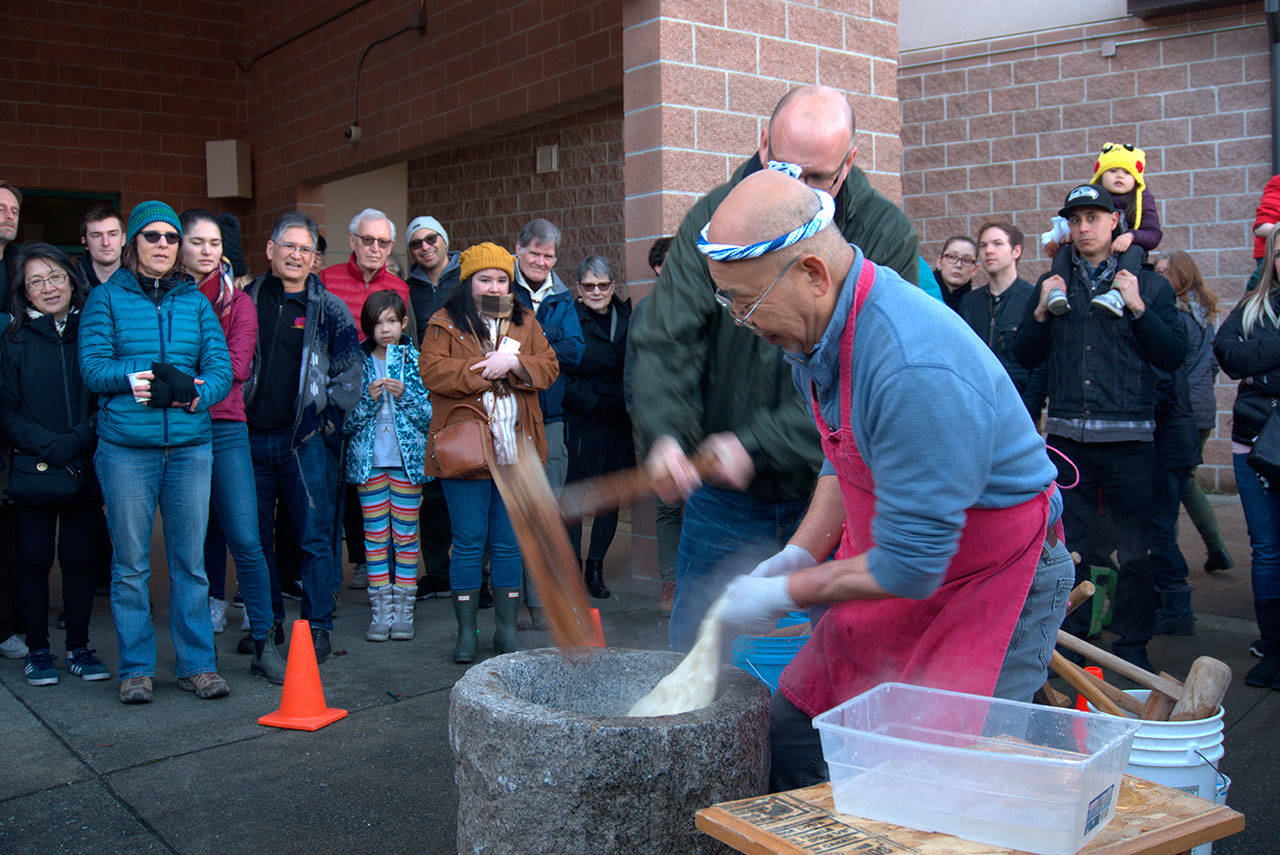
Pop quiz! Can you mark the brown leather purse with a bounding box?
[432,401,493,478]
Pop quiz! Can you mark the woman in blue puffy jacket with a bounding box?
[79,201,232,705]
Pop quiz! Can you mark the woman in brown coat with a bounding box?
[420,243,558,662]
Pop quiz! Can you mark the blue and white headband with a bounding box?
[696,162,835,261]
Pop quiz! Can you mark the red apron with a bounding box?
[779,260,1051,718]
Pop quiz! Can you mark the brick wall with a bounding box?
[0,0,250,221]
[622,0,906,297]
[898,3,1269,490]
[406,102,624,286]
[242,0,622,247]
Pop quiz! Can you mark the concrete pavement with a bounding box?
[1,497,1276,853]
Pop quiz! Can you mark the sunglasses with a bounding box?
[356,234,393,250]
[580,281,612,293]
[409,235,441,250]
[140,230,181,246]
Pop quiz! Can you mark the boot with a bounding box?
[585,559,610,600]
[390,585,416,640]
[452,590,480,664]
[517,606,547,631]
[251,637,287,685]
[1153,588,1196,636]
[1245,598,1280,688]
[492,586,521,654]
[366,585,393,642]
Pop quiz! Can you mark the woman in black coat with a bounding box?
[564,256,634,599]
[0,243,107,685]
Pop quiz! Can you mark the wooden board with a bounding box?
[696,776,1243,855]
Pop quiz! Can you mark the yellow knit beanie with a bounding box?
[1091,143,1146,229]
[459,242,514,281]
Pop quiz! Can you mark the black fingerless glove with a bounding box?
[148,377,174,408]
[151,362,197,406]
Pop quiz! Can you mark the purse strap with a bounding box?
[439,399,492,428]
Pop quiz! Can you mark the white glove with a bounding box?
[749,543,816,579]
[1041,216,1070,247]
[717,576,799,638]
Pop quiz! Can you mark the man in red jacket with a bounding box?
[320,208,415,341]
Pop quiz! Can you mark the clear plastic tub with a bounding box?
[813,683,1141,855]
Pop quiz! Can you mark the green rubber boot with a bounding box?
[452,590,480,664]
[492,586,521,654]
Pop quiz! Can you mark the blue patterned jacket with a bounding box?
[343,337,431,484]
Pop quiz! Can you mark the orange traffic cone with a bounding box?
[586,608,605,647]
[258,619,348,731]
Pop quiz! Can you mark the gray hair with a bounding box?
[577,255,613,282]
[516,218,561,251]
[270,211,319,246]
[348,208,395,242]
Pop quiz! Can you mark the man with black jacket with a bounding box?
[630,84,919,652]
[959,221,1046,420]
[1012,184,1187,671]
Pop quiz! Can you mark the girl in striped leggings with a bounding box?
[345,290,432,641]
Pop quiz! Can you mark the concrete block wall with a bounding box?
[898,3,1270,490]
[622,0,906,298]
[406,102,624,288]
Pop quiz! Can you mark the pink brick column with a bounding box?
[621,0,904,580]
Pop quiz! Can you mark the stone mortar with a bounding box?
[449,647,771,854]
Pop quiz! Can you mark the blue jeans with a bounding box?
[95,440,216,680]
[993,538,1075,702]
[250,429,336,631]
[668,485,809,652]
[1234,454,1280,599]
[441,478,522,590]
[205,421,275,639]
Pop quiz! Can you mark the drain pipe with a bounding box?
[1270,0,1280,173]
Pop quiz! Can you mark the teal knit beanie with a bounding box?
[126,200,182,244]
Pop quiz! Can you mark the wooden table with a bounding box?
[696,775,1243,855]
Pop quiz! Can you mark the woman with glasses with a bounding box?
[180,209,285,684]
[563,256,633,602]
[79,201,233,704]
[933,236,979,312]
[0,244,110,686]
[420,243,558,663]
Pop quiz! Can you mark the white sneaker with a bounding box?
[241,609,251,631]
[1091,288,1126,317]
[0,634,28,659]
[209,597,228,633]
[1046,288,1071,316]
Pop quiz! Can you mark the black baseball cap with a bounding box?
[1058,183,1115,218]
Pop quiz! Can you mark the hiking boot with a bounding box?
[311,627,332,663]
[209,597,228,633]
[659,581,676,615]
[251,638,287,685]
[1046,287,1071,316]
[1,634,28,659]
[119,675,153,704]
[177,672,231,699]
[390,585,416,641]
[66,648,110,681]
[24,649,58,686]
[366,585,393,641]
[1091,288,1125,317]
[349,563,369,589]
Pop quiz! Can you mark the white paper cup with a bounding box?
[127,372,148,403]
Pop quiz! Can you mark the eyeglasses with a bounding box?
[274,240,315,256]
[26,271,69,290]
[714,255,800,331]
[408,235,441,250]
[580,281,613,293]
[356,234,393,250]
[140,230,181,246]
[941,252,977,266]
[770,140,854,193]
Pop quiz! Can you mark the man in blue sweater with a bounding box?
[669,170,1073,790]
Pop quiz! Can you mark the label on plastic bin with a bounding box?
[1085,784,1115,834]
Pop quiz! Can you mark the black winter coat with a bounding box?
[565,298,635,481]
[1213,290,1280,444]
[958,278,1048,419]
[0,312,98,499]
[1011,260,1187,422]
